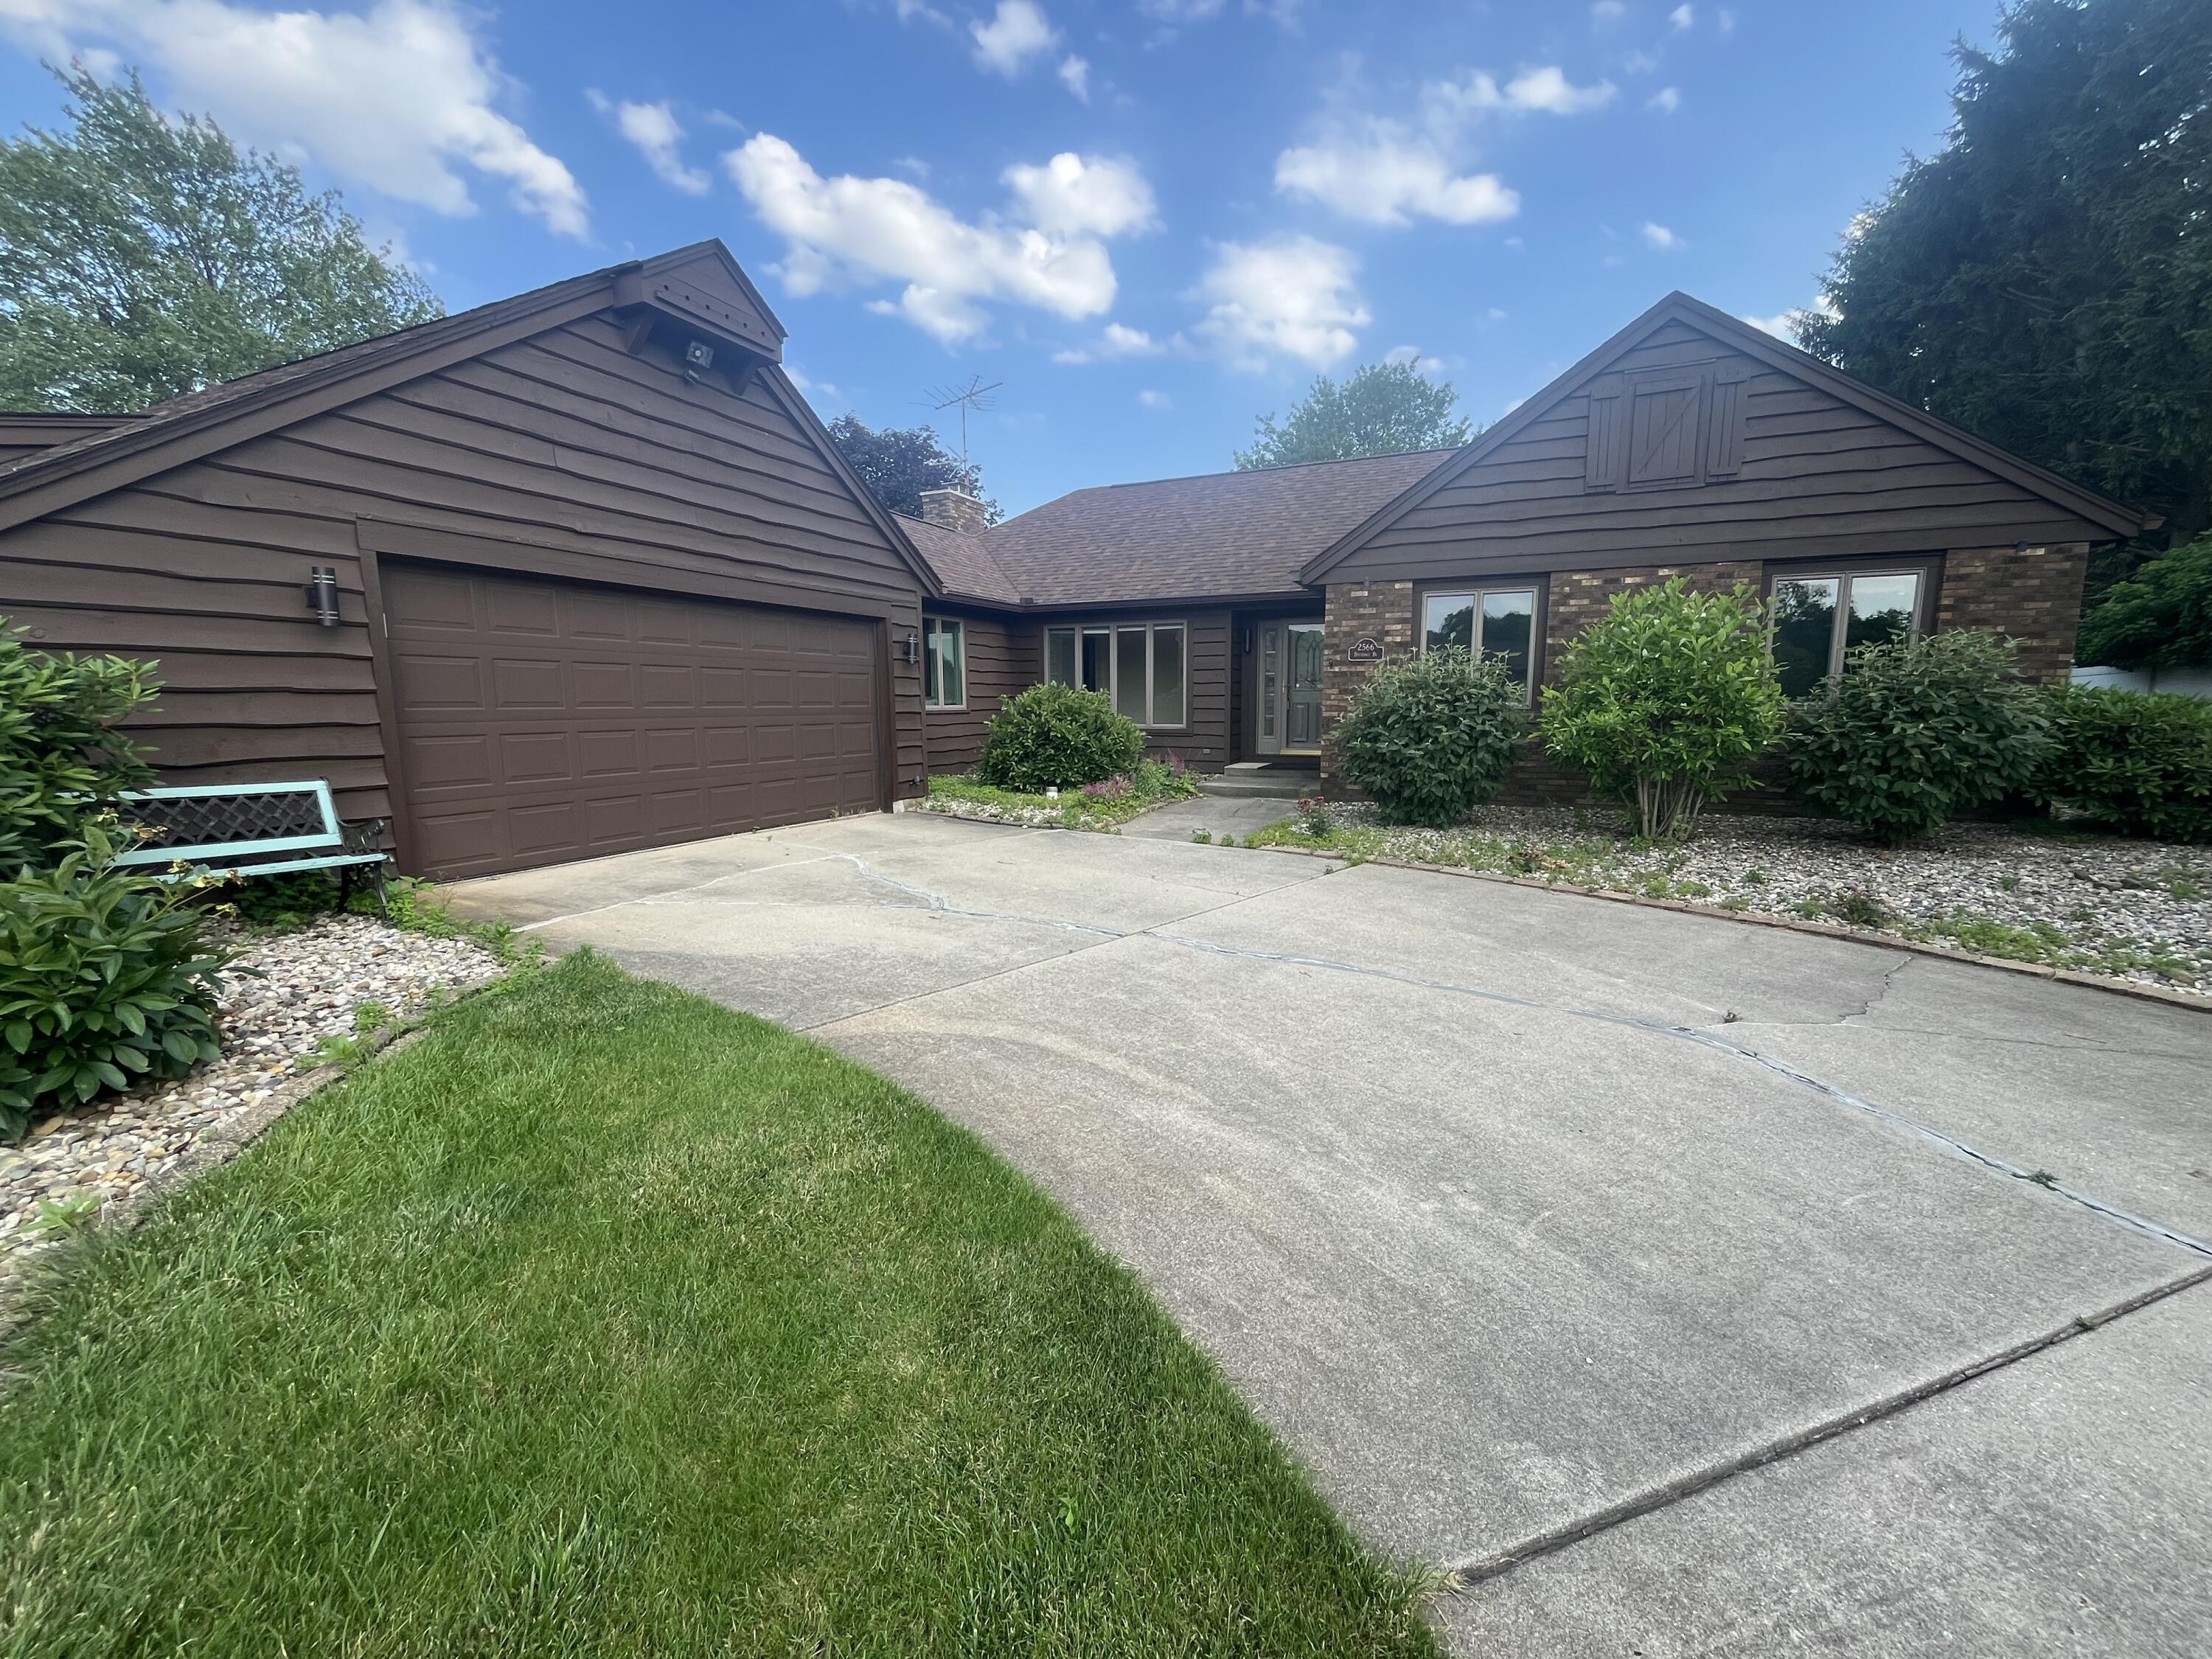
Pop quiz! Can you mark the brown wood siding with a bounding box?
[0,301,926,844]
[923,608,1234,776]
[922,607,1037,773]
[1330,321,2114,582]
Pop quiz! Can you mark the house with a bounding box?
[0,241,2152,880]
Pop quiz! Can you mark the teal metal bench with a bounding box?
[113,780,391,917]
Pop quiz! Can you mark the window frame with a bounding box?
[1043,619,1189,729]
[1762,556,1941,695]
[922,616,966,712]
[1413,580,1545,702]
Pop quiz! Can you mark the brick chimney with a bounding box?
[918,488,987,535]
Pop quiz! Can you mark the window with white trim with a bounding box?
[1418,587,1538,700]
[923,616,965,709]
[1768,570,1924,698]
[1043,622,1186,728]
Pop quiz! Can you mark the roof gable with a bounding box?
[1300,292,2150,585]
[0,241,939,596]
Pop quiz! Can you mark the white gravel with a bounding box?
[0,916,504,1267]
[1281,804,2211,997]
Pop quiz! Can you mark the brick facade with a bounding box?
[1540,561,1766,686]
[1935,543,2089,684]
[1316,546,2092,803]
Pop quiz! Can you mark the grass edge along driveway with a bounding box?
[0,951,1439,1658]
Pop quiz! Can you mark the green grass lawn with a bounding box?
[0,952,1438,1658]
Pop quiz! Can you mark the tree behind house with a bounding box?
[824,414,1004,524]
[1235,361,1475,470]
[1795,0,2212,598]
[0,66,442,414]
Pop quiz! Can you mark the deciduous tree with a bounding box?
[1234,361,1475,470]
[0,67,442,413]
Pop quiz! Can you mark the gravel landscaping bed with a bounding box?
[1254,804,2212,998]
[1,916,504,1272]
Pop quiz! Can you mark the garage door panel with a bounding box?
[388,563,885,879]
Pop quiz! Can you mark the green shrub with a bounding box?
[2034,684,2212,843]
[2076,532,2212,671]
[1538,579,1783,838]
[1335,646,1526,828]
[975,682,1144,793]
[0,617,158,874]
[0,822,232,1139]
[1787,630,2048,844]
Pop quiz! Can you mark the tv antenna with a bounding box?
[923,375,1002,460]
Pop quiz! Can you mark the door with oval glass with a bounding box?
[1256,619,1326,755]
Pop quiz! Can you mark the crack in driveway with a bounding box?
[801,844,2212,1264]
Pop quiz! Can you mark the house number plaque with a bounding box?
[1345,636,1385,663]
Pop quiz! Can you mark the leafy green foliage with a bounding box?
[1787,630,2049,844]
[2034,684,2212,843]
[1795,0,2212,591]
[0,616,157,874]
[824,414,1003,523]
[1335,647,1526,828]
[2076,532,2212,669]
[1235,361,1475,469]
[0,821,231,1138]
[975,682,1144,793]
[0,66,441,413]
[1538,580,1784,838]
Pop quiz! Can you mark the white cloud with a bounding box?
[1646,86,1681,114]
[1641,220,1685,250]
[587,92,710,195]
[726,135,1152,344]
[1192,234,1369,369]
[1669,3,1694,29]
[1719,7,1736,33]
[1591,0,1626,20]
[1002,153,1158,237]
[1384,344,1446,376]
[1622,46,1660,73]
[1054,321,1164,363]
[1136,388,1171,408]
[1276,127,1517,226]
[894,0,952,25]
[1744,296,1837,340]
[1058,54,1090,100]
[5,0,589,237]
[1427,65,1618,118]
[972,0,1057,77]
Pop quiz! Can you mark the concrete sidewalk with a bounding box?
[445,813,2212,1655]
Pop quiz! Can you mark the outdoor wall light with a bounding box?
[900,631,919,662]
[683,338,714,383]
[304,565,340,627]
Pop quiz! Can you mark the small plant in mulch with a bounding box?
[1826,886,1891,929]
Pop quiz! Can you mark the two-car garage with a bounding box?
[0,242,936,885]
[385,565,885,881]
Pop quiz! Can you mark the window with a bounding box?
[1769,569,1925,698]
[923,616,964,709]
[1043,622,1186,727]
[1419,587,1538,698]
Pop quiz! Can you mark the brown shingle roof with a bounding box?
[895,512,1023,605]
[911,448,1457,607]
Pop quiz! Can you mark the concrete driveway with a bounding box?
[444,812,2212,1656]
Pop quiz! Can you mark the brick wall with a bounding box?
[1935,543,2089,684]
[1542,561,1765,686]
[1321,580,1413,795]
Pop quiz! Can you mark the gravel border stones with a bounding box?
[1,916,506,1285]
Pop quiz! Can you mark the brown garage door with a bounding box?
[386,563,884,880]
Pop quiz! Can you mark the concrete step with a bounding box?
[1198,772,1315,800]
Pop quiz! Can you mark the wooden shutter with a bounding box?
[1624,372,1706,488]
[1585,374,1626,491]
[1705,362,1751,479]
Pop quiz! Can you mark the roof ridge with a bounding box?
[1056,445,1463,498]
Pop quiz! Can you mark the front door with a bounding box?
[1255,619,1326,756]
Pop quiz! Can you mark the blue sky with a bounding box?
[1,1,2000,514]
